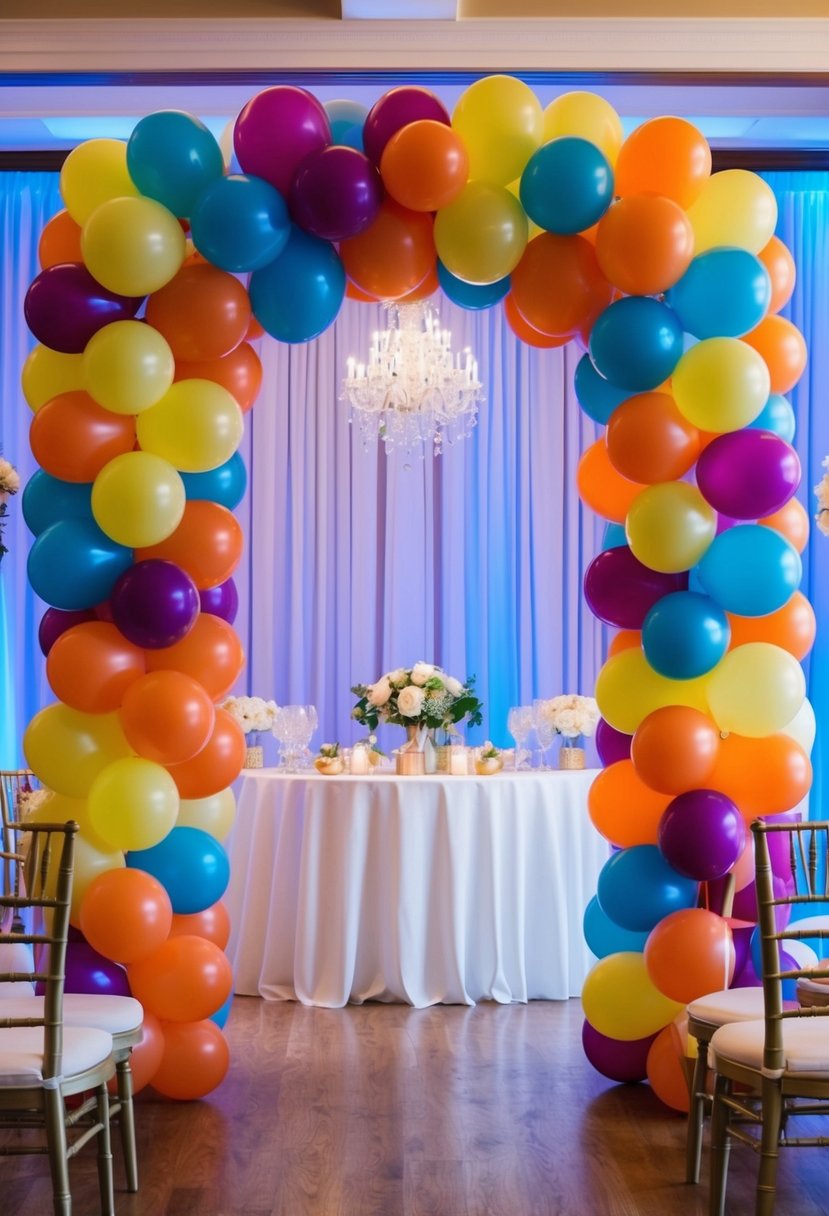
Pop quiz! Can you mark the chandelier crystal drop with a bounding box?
[341,301,484,457]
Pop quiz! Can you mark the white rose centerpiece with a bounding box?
[535,694,599,770]
[221,695,279,768]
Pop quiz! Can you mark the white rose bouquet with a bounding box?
[0,457,20,562]
[221,695,279,736]
[815,457,829,537]
[351,664,483,733]
[536,694,599,740]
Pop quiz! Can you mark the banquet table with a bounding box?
[225,767,607,1009]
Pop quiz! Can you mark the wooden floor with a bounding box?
[2,996,829,1216]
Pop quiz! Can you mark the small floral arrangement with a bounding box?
[536,694,600,739]
[815,458,829,536]
[351,663,483,732]
[480,741,501,760]
[221,695,278,735]
[318,742,340,759]
[0,457,21,561]
[314,741,344,775]
[475,740,503,775]
[17,786,48,821]
[361,733,386,764]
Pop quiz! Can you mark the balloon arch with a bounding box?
[20,77,812,1103]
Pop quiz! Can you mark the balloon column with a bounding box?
[17,78,810,1105]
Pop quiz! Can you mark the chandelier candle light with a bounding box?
[342,302,483,457]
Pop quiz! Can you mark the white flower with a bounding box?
[444,675,463,697]
[387,668,408,686]
[397,685,425,717]
[221,695,278,734]
[411,662,435,686]
[368,676,392,707]
[539,694,599,738]
[0,459,20,495]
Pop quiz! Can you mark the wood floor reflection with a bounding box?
[2,996,828,1215]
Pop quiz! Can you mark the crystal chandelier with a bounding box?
[342,301,483,457]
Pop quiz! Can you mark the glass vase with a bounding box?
[244,731,264,769]
[559,735,585,770]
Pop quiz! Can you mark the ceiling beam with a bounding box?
[341,2,459,17]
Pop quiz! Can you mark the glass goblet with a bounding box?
[507,705,534,771]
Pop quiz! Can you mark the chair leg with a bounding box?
[116,1056,139,1192]
[686,1037,709,1184]
[44,1087,72,1216]
[709,1073,732,1216]
[756,1076,783,1216]
[95,1083,115,1216]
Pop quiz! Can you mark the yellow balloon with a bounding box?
[688,169,778,255]
[626,482,716,574]
[176,787,236,842]
[92,451,185,548]
[543,91,624,167]
[672,338,770,433]
[83,319,175,414]
[136,379,245,473]
[81,195,186,296]
[596,648,710,736]
[506,179,543,240]
[434,181,528,286]
[43,835,124,926]
[780,696,816,756]
[707,642,806,738]
[23,704,133,799]
[25,792,113,854]
[582,953,684,1041]
[59,138,140,226]
[452,75,544,186]
[21,345,85,413]
[87,757,180,852]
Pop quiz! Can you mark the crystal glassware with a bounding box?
[507,705,534,771]
[533,700,556,771]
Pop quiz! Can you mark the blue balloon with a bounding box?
[589,297,684,393]
[437,261,509,310]
[180,452,247,511]
[210,992,234,1029]
[749,926,801,1000]
[597,845,699,932]
[191,173,291,273]
[127,110,224,218]
[748,393,796,443]
[666,247,771,339]
[22,470,93,537]
[583,895,649,958]
[27,518,132,611]
[324,99,368,148]
[602,522,627,551]
[340,124,366,152]
[250,226,346,344]
[127,827,229,915]
[573,353,630,425]
[520,137,613,235]
[696,523,802,617]
[642,590,730,680]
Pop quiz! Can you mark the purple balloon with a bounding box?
[111,559,200,649]
[36,942,131,998]
[199,577,239,624]
[363,86,450,167]
[584,546,688,629]
[658,789,746,882]
[234,86,332,198]
[595,717,632,766]
[24,262,142,354]
[290,145,383,242]
[38,606,96,656]
[582,1020,655,1083]
[697,429,801,520]
[732,873,792,932]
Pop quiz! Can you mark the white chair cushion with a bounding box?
[711,1018,829,1079]
[0,1025,113,1088]
[688,988,766,1028]
[0,994,143,1036]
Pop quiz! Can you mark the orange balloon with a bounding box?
[340,198,435,301]
[38,210,84,269]
[760,497,809,554]
[345,279,381,303]
[128,934,232,1023]
[510,233,613,340]
[614,117,712,209]
[116,1009,165,1096]
[120,670,216,765]
[79,867,173,965]
[709,732,812,821]
[726,592,815,662]
[166,707,245,799]
[576,439,646,523]
[596,195,695,296]
[397,261,439,303]
[169,902,231,950]
[758,235,796,314]
[645,908,734,1005]
[46,621,145,713]
[646,1024,691,1113]
[380,119,469,212]
[245,314,265,341]
[136,501,243,590]
[742,315,807,395]
[606,391,700,484]
[174,342,262,414]
[29,390,137,483]
[607,630,640,657]
[145,614,244,700]
[587,759,671,848]
[504,292,570,348]
[631,706,720,795]
[152,1018,229,1100]
[145,263,251,363]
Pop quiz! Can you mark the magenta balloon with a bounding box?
[233,86,332,197]
[658,789,746,882]
[111,559,200,649]
[290,145,384,241]
[582,1020,655,1083]
[584,546,689,629]
[199,577,239,624]
[38,606,97,656]
[36,942,131,998]
[732,873,792,932]
[697,429,801,520]
[362,86,450,167]
[595,718,632,766]
[24,262,143,354]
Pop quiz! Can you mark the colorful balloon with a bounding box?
[672,337,770,433]
[233,85,332,196]
[597,845,699,933]
[46,621,145,713]
[22,470,93,536]
[190,173,291,273]
[631,706,720,796]
[511,234,612,339]
[22,344,84,412]
[363,86,450,167]
[437,262,510,311]
[582,952,684,1042]
[688,169,778,255]
[24,263,142,354]
[28,518,133,612]
[666,248,771,339]
[576,440,645,524]
[136,380,244,474]
[696,524,801,617]
[626,483,717,574]
[174,344,262,415]
[127,826,230,915]
[588,760,671,848]
[520,137,613,235]
[127,109,224,218]
[696,429,800,520]
[583,897,649,960]
[595,648,710,736]
[451,75,543,186]
[29,390,137,483]
[23,703,133,799]
[657,791,745,883]
[198,579,239,626]
[180,453,247,512]
[583,545,688,629]
[589,297,683,393]
[596,195,694,297]
[145,613,244,700]
[135,501,243,590]
[645,908,735,1004]
[250,226,346,343]
[543,92,623,166]
[120,670,215,766]
[741,315,808,395]
[583,1020,653,1083]
[83,319,175,415]
[151,1018,229,1100]
[127,934,232,1023]
[759,235,796,314]
[641,591,730,679]
[606,391,700,484]
[87,756,180,852]
[706,642,806,737]
[81,195,186,297]
[614,118,711,209]
[595,718,632,767]
[144,263,252,363]
[111,559,200,649]
[573,353,630,426]
[59,138,140,225]
[166,708,246,800]
[92,451,186,549]
[727,591,815,661]
[291,145,383,241]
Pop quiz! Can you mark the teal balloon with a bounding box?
[210,992,234,1029]
[520,137,613,235]
[696,523,801,617]
[127,109,224,218]
[180,452,247,511]
[22,470,93,537]
[250,226,346,344]
[666,247,771,339]
[589,297,683,393]
[597,845,698,932]
[324,99,368,149]
[749,393,796,443]
[127,827,229,915]
[191,173,291,273]
[602,523,627,551]
[438,261,509,310]
[574,353,630,424]
[27,518,132,611]
[642,591,730,680]
[583,895,649,958]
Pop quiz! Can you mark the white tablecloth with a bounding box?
[225,768,607,1008]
